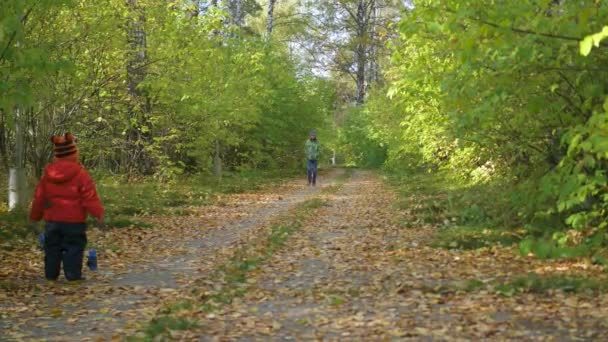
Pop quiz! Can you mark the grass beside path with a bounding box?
[385,168,608,294]
[386,169,608,260]
[0,169,303,249]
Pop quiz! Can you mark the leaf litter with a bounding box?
[2,169,608,340]
[181,170,608,341]
[0,170,341,340]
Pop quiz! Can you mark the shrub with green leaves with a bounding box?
[352,0,608,242]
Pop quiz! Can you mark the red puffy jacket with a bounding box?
[30,160,104,223]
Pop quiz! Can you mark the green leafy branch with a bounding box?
[580,26,608,56]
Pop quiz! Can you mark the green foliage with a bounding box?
[518,237,588,260]
[0,207,32,249]
[0,0,72,112]
[518,229,608,260]
[409,275,606,296]
[97,176,211,217]
[338,106,387,167]
[0,0,335,207]
[97,169,293,216]
[352,0,608,246]
[302,198,327,209]
[139,7,334,173]
[494,273,606,296]
[390,170,540,229]
[580,26,608,56]
[143,316,197,340]
[433,226,523,250]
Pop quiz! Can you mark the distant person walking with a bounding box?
[30,133,104,281]
[305,130,321,186]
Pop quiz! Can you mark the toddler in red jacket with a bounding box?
[30,133,104,281]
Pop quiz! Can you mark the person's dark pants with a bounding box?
[44,222,87,281]
[307,159,318,185]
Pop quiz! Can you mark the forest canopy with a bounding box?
[2,0,608,242]
[0,0,334,183]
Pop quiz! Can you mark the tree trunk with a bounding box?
[8,107,26,210]
[125,0,152,174]
[228,0,245,27]
[236,0,243,26]
[213,139,222,178]
[266,0,277,39]
[0,111,9,170]
[368,0,379,85]
[354,0,367,105]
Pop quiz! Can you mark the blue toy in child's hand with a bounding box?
[37,233,45,250]
[87,249,97,271]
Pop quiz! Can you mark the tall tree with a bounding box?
[297,0,402,105]
[8,107,25,209]
[266,0,278,38]
[352,0,372,104]
[0,0,335,206]
[125,0,152,174]
[228,0,245,27]
[0,0,66,208]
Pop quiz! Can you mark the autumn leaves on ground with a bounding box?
[2,169,608,341]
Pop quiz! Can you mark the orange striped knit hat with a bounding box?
[51,133,78,160]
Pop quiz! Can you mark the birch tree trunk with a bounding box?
[266,0,277,39]
[235,0,243,27]
[228,0,245,27]
[8,106,26,210]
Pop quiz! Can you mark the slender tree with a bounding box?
[228,0,245,27]
[125,0,152,174]
[266,0,278,38]
[296,0,401,105]
[353,0,370,104]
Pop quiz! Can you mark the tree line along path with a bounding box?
[2,1,608,340]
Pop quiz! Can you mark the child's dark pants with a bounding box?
[307,159,318,185]
[44,222,87,281]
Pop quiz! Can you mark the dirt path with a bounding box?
[0,169,343,341]
[3,169,608,341]
[189,170,608,341]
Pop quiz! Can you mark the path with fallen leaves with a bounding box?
[183,170,608,340]
[2,169,608,340]
[0,169,342,340]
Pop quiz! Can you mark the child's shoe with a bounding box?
[86,249,97,271]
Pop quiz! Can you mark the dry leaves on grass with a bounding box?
[0,174,326,340]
